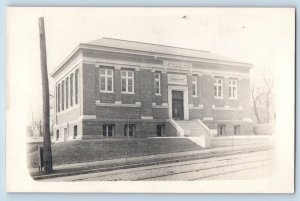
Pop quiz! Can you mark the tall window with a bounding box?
[214,78,223,98]
[66,77,69,109]
[75,69,79,104]
[229,79,238,99]
[70,73,73,107]
[61,80,65,110]
[121,70,134,93]
[103,124,114,138]
[192,76,197,97]
[124,124,136,137]
[154,72,161,95]
[57,84,60,112]
[100,68,113,92]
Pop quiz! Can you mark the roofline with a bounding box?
[51,42,253,77]
[100,37,210,53]
[81,43,253,67]
[50,45,80,77]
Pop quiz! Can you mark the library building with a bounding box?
[51,37,253,144]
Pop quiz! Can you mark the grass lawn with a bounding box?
[27,138,203,168]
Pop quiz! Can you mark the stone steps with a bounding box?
[175,120,210,137]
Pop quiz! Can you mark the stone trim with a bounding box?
[96,102,141,108]
[153,104,169,109]
[243,118,253,122]
[80,115,97,120]
[189,104,204,109]
[212,105,243,110]
[141,116,154,120]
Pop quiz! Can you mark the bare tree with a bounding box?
[250,66,275,124]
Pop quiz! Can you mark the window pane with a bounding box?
[155,74,159,79]
[75,70,79,104]
[214,86,217,96]
[107,69,112,76]
[108,125,113,137]
[107,78,112,91]
[124,125,128,136]
[100,83,106,91]
[121,78,126,92]
[128,85,133,92]
[66,78,69,109]
[128,71,133,77]
[100,69,105,75]
[121,71,126,77]
[70,74,73,106]
[100,77,106,91]
[129,124,135,136]
[103,125,106,137]
[62,81,64,110]
[57,84,60,112]
[128,79,133,92]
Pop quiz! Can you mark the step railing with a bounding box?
[195,119,212,135]
[169,119,185,137]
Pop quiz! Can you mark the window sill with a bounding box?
[121,92,135,95]
[155,93,162,96]
[214,96,224,100]
[229,97,238,100]
[100,90,114,94]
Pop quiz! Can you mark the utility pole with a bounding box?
[38,17,53,173]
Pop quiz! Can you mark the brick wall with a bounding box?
[82,63,96,115]
[96,106,141,119]
[152,108,169,119]
[140,69,153,117]
[81,120,166,139]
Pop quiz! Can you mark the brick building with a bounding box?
[51,38,253,142]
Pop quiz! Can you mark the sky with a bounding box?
[5,7,295,122]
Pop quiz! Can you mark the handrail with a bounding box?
[169,119,185,136]
[195,119,212,135]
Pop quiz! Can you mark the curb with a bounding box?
[32,145,273,180]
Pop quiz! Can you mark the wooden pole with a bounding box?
[38,17,53,173]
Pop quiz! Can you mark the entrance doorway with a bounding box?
[172,91,184,120]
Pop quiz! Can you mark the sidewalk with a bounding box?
[31,142,273,180]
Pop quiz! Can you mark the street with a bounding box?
[44,149,274,181]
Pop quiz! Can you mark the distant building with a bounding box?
[51,38,253,141]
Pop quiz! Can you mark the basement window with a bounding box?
[234,125,240,135]
[156,124,164,137]
[124,124,136,137]
[103,124,114,138]
[74,125,77,139]
[217,124,226,136]
[56,130,59,141]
